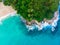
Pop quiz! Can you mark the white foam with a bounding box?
[26,25,34,31]
[51,16,59,27]
[43,22,49,27]
[51,12,59,31]
[37,25,43,31]
[24,11,59,32]
[28,17,58,32]
[52,27,55,31]
[0,11,16,24]
[26,18,58,31]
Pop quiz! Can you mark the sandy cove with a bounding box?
[0,2,16,21]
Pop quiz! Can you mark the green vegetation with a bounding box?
[0,0,2,2]
[3,0,58,21]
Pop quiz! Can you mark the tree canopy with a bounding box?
[3,0,58,21]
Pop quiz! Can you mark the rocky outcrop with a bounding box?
[20,11,59,32]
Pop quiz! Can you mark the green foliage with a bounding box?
[3,0,58,22]
[0,0,2,2]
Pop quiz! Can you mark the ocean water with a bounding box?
[0,14,60,45]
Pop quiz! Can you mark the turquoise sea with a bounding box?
[0,14,60,45]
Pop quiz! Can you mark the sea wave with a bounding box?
[25,11,59,32]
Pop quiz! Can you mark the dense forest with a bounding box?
[1,0,59,21]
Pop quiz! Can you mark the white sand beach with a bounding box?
[0,2,16,21]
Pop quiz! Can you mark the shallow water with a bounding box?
[0,14,60,45]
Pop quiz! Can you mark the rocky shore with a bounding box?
[21,11,59,32]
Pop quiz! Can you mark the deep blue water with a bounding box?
[0,15,60,45]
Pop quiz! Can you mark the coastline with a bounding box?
[0,2,16,24]
[0,11,16,21]
[0,2,59,32]
[21,11,59,32]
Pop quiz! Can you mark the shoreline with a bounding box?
[0,11,16,21]
[21,11,59,32]
[0,11,16,24]
[0,2,16,24]
[0,2,59,32]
